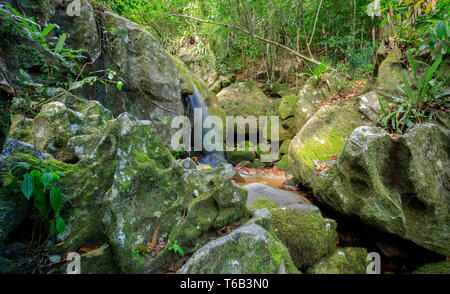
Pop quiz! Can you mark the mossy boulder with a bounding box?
[357,91,383,123]
[88,11,184,147]
[278,95,297,120]
[313,124,450,256]
[371,48,405,95]
[217,81,277,137]
[49,112,249,273]
[245,183,311,210]
[308,247,369,274]
[277,95,301,141]
[8,115,33,144]
[412,261,450,274]
[297,72,346,106]
[1,103,248,274]
[32,94,113,162]
[275,154,290,172]
[178,223,300,274]
[288,104,362,187]
[226,150,256,165]
[271,208,337,269]
[177,35,219,92]
[279,139,291,155]
[226,141,256,165]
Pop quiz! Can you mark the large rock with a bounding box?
[278,95,304,141]
[217,81,277,118]
[297,72,346,106]
[245,183,311,209]
[313,124,450,256]
[31,94,113,162]
[98,11,183,146]
[178,223,300,274]
[283,72,347,142]
[177,35,219,92]
[357,91,383,123]
[8,115,33,145]
[371,48,405,95]
[1,101,249,274]
[55,112,248,273]
[271,207,337,269]
[288,104,362,187]
[217,81,277,140]
[307,247,369,274]
[412,261,450,274]
[1,1,185,149]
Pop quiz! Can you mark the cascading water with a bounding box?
[185,86,227,168]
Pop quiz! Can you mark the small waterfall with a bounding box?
[185,86,227,168]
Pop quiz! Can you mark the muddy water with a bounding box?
[235,167,292,189]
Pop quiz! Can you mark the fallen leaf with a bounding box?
[80,245,100,253]
[150,224,160,249]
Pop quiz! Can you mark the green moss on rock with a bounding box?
[412,261,450,274]
[271,208,337,269]
[313,124,450,256]
[288,104,362,187]
[308,247,369,274]
[178,223,300,274]
[8,115,33,144]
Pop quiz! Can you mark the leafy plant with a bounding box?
[133,244,150,259]
[8,160,70,242]
[377,51,448,133]
[169,240,184,257]
[297,61,332,84]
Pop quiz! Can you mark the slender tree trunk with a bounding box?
[307,0,323,59]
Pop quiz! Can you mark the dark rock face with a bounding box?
[0,98,11,153]
[313,124,450,256]
[178,223,300,274]
[0,0,184,148]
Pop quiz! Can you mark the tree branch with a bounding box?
[167,14,320,65]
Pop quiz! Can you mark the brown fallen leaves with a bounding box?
[318,80,365,108]
[146,224,165,258]
[313,155,339,177]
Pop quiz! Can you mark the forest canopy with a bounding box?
[95,0,449,82]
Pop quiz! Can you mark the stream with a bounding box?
[232,165,446,274]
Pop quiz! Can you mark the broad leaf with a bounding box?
[56,217,66,234]
[54,33,67,54]
[50,185,62,214]
[20,174,34,200]
[42,172,54,188]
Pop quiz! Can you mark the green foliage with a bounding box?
[377,51,448,134]
[8,160,70,241]
[133,244,150,259]
[297,61,332,84]
[0,5,125,116]
[169,240,184,257]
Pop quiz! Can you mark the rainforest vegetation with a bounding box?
[0,0,448,275]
